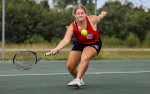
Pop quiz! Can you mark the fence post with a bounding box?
[2,0,5,61]
[95,0,97,16]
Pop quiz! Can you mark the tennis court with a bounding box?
[0,59,150,94]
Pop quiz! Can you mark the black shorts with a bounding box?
[71,38,102,55]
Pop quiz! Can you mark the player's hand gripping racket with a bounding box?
[13,50,59,70]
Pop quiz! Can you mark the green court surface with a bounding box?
[0,59,150,94]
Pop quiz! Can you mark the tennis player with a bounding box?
[51,5,107,87]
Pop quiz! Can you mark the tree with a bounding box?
[3,0,150,45]
[40,0,50,11]
[52,0,94,13]
[86,0,95,15]
[129,11,150,42]
[4,0,45,43]
[98,1,134,40]
[53,0,78,10]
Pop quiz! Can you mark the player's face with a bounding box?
[74,9,87,22]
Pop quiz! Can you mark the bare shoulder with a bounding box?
[67,23,73,31]
[87,15,97,23]
[65,23,74,35]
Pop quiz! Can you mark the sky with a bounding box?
[48,0,150,10]
[97,0,150,9]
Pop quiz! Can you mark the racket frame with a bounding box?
[13,50,58,70]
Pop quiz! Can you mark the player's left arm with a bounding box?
[96,11,107,23]
[88,11,107,29]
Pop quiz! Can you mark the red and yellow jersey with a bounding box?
[72,17,99,44]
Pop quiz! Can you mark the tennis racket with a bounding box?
[13,50,59,70]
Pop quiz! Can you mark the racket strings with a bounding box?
[14,52,36,70]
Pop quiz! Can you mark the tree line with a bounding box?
[0,0,150,47]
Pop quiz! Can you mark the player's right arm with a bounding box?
[51,24,73,54]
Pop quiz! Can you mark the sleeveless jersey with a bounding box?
[72,17,99,44]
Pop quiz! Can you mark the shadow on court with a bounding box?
[0,59,150,94]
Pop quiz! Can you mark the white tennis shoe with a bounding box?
[68,78,84,87]
[73,78,81,87]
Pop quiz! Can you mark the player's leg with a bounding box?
[67,50,82,78]
[76,46,97,79]
[67,50,85,86]
[73,46,97,87]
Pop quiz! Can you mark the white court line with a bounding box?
[1,49,150,51]
[0,71,150,77]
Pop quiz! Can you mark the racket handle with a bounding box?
[45,50,59,56]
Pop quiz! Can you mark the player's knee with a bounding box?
[67,64,75,71]
[67,64,70,69]
[81,55,89,62]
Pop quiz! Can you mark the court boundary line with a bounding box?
[1,49,150,51]
[0,71,150,77]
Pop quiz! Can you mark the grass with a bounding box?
[98,50,150,59]
[1,43,150,61]
[2,50,150,61]
[1,32,150,61]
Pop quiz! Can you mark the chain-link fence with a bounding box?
[1,0,98,61]
[1,0,150,61]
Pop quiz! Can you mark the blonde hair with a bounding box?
[66,5,87,29]
[66,26,69,29]
[73,5,87,14]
